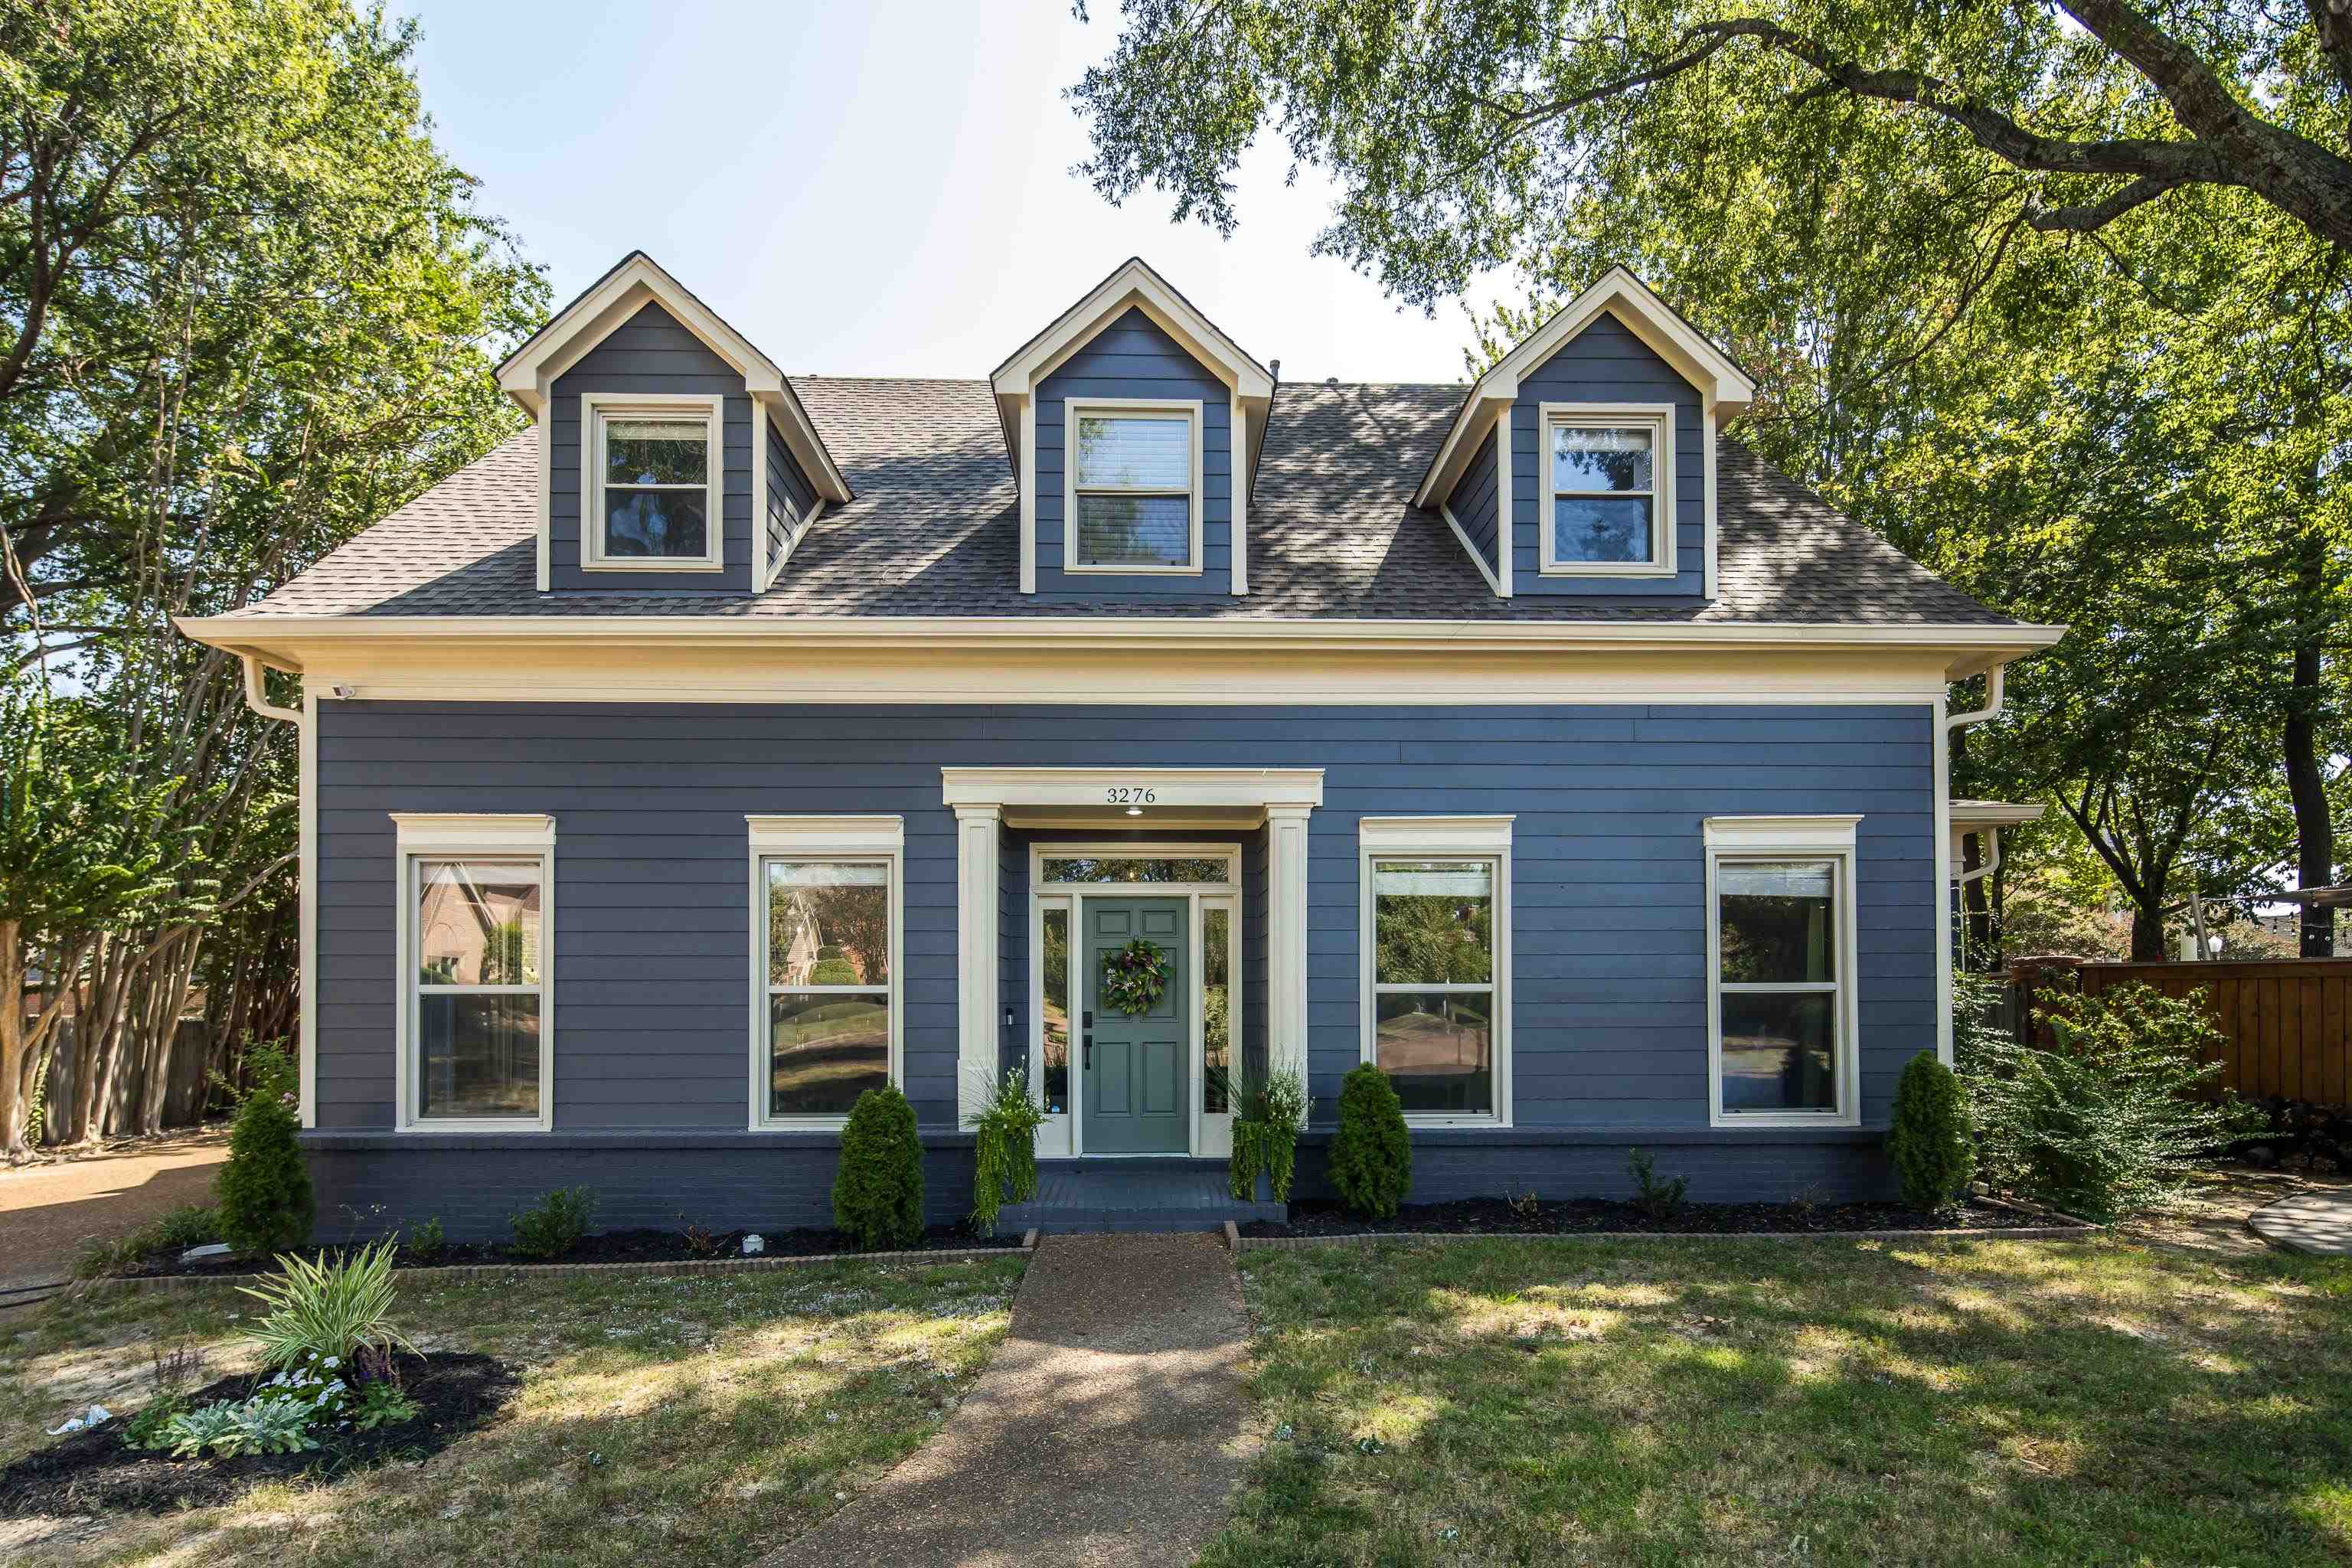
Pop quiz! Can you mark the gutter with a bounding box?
[239,653,302,725]
[1948,662,2011,887]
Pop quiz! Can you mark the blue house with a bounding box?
[180,254,2060,1236]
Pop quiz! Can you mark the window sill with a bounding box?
[1537,561,1677,578]
[1709,1110,1859,1131]
[1403,1113,1508,1130]
[750,1119,850,1135]
[397,1119,550,1135]
[579,557,726,573]
[1060,563,1205,577]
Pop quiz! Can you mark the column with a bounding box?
[955,804,1001,1123]
[1266,803,1312,1086]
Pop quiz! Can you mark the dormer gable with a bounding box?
[495,253,848,593]
[1420,268,1755,601]
[991,259,1274,596]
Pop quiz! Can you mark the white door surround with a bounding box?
[942,768,1321,1127]
[1031,844,1241,1159]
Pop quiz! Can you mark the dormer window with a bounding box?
[582,394,723,570]
[1541,403,1675,576]
[1066,399,1202,573]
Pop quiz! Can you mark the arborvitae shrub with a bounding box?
[1886,1051,1975,1210]
[214,1040,313,1258]
[833,1085,925,1248]
[1328,1063,1412,1219]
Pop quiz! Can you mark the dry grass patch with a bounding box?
[0,1256,1024,1566]
[1207,1178,2352,1567]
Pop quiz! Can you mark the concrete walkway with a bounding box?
[763,1231,1251,1568]
[2249,1185,2352,1256]
[0,1131,228,1293]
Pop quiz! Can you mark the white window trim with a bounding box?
[1061,397,1205,576]
[1538,400,1677,578]
[1704,815,1862,1129]
[746,815,906,1132]
[391,813,556,1134]
[580,391,725,573]
[1029,841,1243,1159]
[1357,815,1514,1128]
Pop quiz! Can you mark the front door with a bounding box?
[1083,898,1189,1153]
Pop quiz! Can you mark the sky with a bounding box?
[403,2,1504,387]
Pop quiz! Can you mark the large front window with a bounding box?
[414,861,544,1121]
[763,860,893,1119]
[584,396,721,569]
[394,812,555,1133]
[1705,816,1858,1125]
[1358,817,1514,1124]
[1068,403,1199,570]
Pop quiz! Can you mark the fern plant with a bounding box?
[966,1067,1047,1235]
[1228,1067,1311,1201]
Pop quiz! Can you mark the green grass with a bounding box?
[69,1204,221,1281]
[2,1254,1025,1565]
[1204,1192,2352,1567]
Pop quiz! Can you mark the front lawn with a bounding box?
[1207,1177,2352,1567]
[1,1254,1024,1565]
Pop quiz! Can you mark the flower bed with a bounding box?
[101,1222,1023,1282]
[1240,1194,2078,1241]
[0,1351,515,1517]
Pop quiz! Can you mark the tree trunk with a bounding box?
[2285,533,2336,956]
[1,919,23,1159]
[2129,886,2169,960]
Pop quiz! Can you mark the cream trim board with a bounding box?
[1701,403,1720,600]
[1538,402,1677,578]
[1060,397,1206,577]
[1494,414,1515,596]
[1934,701,1953,1065]
[1439,503,1506,598]
[1704,818,1863,1129]
[1357,818,1514,1127]
[534,401,553,593]
[1018,396,1038,593]
[991,259,1273,400]
[392,816,556,1135]
[579,393,724,573]
[1230,403,1250,596]
[751,406,769,589]
[946,766,1323,811]
[748,816,906,1132]
[953,805,1002,1125]
[299,689,318,1125]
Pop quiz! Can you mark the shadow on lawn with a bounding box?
[1211,1238,2352,1565]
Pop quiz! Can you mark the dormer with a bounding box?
[991,260,1275,596]
[496,253,849,594]
[1416,268,1754,600]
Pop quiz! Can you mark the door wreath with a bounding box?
[1100,937,1171,1015]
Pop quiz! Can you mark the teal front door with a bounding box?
[1083,898,1190,1154]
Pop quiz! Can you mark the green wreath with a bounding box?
[1100,937,1171,1015]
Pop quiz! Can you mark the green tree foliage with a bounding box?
[1,2,547,1145]
[1328,1063,1412,1219]
[1958,982,2262,1220]
[214,1040,312,1256]
[1886,1052,1975,1210]
[1071,2,2352,961]
[833,1085,926,1248]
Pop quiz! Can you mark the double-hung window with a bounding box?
[1705,816,1860,1125]
[750,816,903,1127]
[394,814,555,1132]
[1359,817,1514,1123]
[1065,400,1202,572]
[581,393,723,570]
[1540,403,1675,576]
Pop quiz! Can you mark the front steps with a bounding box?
[1000,1158,1284,1234]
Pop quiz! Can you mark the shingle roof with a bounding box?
[224,376,2019,626]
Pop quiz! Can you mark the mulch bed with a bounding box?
[1241,1196,2063,1240]
[113,1223,1022,1280]
[0,1351,517,1517]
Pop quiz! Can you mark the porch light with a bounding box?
[1125,805,1142,816]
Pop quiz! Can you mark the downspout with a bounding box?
[1944,660,2005,734]
[1956,827,2002,887]
[240,653,301,726]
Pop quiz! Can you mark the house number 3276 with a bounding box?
[1106,786,1157,804]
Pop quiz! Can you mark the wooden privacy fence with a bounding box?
[2016,957,2352,1105]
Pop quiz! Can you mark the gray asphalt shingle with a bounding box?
[224,376,2017,626]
